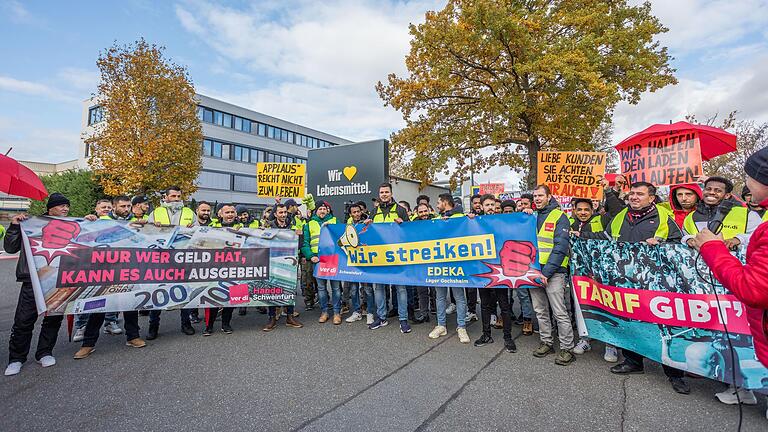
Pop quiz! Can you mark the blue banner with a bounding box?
[316,214,543,288]
[571,238,768,389]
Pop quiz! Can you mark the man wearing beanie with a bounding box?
[742,185,766,218]
[692,146,768,373]
[4,193,70,376]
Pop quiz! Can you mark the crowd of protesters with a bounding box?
[4,148,768,420]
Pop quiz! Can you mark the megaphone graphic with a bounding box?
[338,225,359,248]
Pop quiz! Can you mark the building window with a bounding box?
[233,146,250,163]
[202,139,224,158]
[222,113,232,128]
[257,123,266,136]
[88,106,104,125]
[250,148,262,163]
[233,175,257,192]
[234,117,251,133]
[198,170,231,190]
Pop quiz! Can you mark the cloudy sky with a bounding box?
[1,0,766,188]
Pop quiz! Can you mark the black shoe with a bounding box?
[610,362,644,375]
[305,304,315,311]
[202,328,212,337]
[504,338,517,353]
[146,324,159,340]
[514,316,525,325]
[181,323,195,335]
[669,377,690,395]
[257,307,267,315]
[238,307,247,316]
[474,334,494,347]
[412,313,430,324]
[221,324,233,334]
[190,315,201,324]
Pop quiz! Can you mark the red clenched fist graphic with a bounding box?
[41,219,80,249]
[499,241,536,277]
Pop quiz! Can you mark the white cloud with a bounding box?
[0,119,79,163]
[3,0,30,22]
[612,55,768,146]
[0,75,79,103]
[647,0,768,55]
[56,67,99,94]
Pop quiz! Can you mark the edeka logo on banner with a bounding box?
[315,214,544,288]
[570,238,768,389]
[315,165,371,197]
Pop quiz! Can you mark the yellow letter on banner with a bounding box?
[256,162,306,198]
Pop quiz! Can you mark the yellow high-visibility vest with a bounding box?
[538,209,568,267]
[308,217,337,254]
[610,205,671,241]
[683,206,748,240]
[152,206,195,226]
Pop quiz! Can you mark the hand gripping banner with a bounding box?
[21,217,298,314]
[316,214,543,288]
[571,238,768,389]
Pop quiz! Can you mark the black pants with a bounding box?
[479,288,511,339]
[466,288,478,314]
[205,307,233,329]
[82,311,140,348]
[8,281,64,363]
[148,309,191,327]
[622,349,684,378]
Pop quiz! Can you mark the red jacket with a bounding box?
[669,183,702,228]
[700,222,768,367]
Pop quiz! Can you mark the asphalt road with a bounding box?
[0,258,766,432]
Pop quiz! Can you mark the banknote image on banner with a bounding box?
[20,217,298,315]
[316,214,543,288]
[571,238,768,390]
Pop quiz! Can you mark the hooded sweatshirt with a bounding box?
[668,183,703,228]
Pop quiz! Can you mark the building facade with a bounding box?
[80,94,352,210]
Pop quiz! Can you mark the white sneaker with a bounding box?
[37,355,56,368]
[366,313,374,325]
[445,303,456,314]
[573,339,591,355]
[73,326,86,342]
[604,345,619,363]
[103,322,123,335]
[715,385,758,405]
[429,325,448,339]
[345,311,363,323]
[4,362,22,376]
[489,314,497,326]
[466,312,478,322]
[457,327,470,344]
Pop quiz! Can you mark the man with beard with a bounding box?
[204,204,242,336]
[263,204,304,331]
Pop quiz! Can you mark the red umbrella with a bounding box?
[0,153,48,200]
[614,121,736,161]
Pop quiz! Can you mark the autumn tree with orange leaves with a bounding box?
[85,39,202,198]
[377,0,677,189]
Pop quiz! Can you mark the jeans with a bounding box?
[436,287,467,328]
[416,286,432,314]
[268,305,294,317]
[82,311,140,347]
[75,312,119,329]
[529,273,574,350]
[349,282,361,313]
[317,278,341,315]
[516,288,534,319]
[8,282,64,363]
[374,284,408,321]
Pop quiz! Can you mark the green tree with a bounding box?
[85,39,202,199]
[29,170,105,217]
[377,0,676,188]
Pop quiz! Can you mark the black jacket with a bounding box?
[602,188,627,220]
[585,205,682,243]
[4,223,29,282]
[373,199,409,222]
[536,197,570,278]
[570,214,610,234]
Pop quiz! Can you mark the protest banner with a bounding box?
[316,214,543,288]
[618,132,703,186]
[537,151,606,200]
[478,183,505,196]
[257,162,306,198]
[571,238,768,389]
[21,217,298,315]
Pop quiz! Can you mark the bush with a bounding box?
[29,170,105,217]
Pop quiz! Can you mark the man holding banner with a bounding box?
[529,186,574,365]
[4,193,70,376]
[302,201,342,325]
[581,181,690,394]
